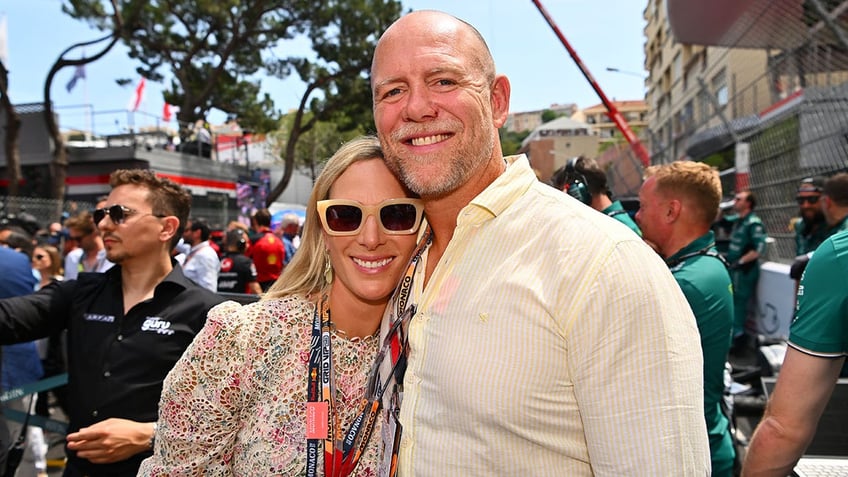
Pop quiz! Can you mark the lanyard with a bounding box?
[665,242,729,269]
[305,294,381,477]
[374,226,432,477]
[305,227,432,477]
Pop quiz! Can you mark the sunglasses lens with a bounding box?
[94,205,127,226]
[380,204,418,231]
[110,205,126,224]
[34,254,45,260]
[797,196,819,205]
[325,205,363,232]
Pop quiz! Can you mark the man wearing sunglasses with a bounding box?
[0,169,225,477]
[789,177,827,285]
[371,11,709,476]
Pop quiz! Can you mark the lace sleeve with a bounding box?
[138,300,252,476]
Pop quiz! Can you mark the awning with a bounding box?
[667,0,807,49]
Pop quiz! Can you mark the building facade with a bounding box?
[644,0,772,164]
[504,103,577,133]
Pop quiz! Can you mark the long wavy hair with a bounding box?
[263,136,388,301]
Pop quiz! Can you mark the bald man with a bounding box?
[370,10,710,477]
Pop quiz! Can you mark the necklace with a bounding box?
[328,322,379,343]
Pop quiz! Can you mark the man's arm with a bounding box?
[0,281,69,344]
[66,418,155,464]
[571,240,710,475]
[247,280,262,295]
[742,348,844,477]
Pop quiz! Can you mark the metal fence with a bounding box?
[600,1,848,263]
[0,196,238,234]
[0,196,93,233]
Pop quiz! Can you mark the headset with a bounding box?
[564,157,592,205]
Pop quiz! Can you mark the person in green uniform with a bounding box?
[742,229,848,476]
[549,155,642,236]
[821,172,848,235]
[790,176,838,285]
[636,161,735,477]
[726,189,768,343]
[793,177,828,255]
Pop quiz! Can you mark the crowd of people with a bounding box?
[0,9,845,477]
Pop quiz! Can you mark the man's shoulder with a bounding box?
[674,255,730,290]
[0,248,38,297]
[198,244,221,260]
[508,182,646,255]
[746,213,765,225]
[173,280,228,307]
[817,230,848,261]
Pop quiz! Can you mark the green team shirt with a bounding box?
[794,216,830,255]
[666,231,735,475]
[790,230,848,356]
[826,215,848,236]
[727,212,768,263]
[602,200,642,236]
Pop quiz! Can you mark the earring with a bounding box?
[323,250,333,284]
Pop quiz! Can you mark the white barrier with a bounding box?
[754,261,795,340]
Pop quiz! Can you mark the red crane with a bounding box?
[531,0,651,167]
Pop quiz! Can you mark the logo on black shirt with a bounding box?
[141,317,175,335]
[84,313,115,323]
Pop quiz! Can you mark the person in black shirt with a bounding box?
[0,169,225,477]
[217,228,261,295]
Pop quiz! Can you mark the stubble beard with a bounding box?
[380,128,494,200]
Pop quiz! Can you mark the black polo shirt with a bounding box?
[0,263,226,476]
[217,251,258,294]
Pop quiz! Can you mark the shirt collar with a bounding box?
[465,154,536,221]
[666,230,716,264]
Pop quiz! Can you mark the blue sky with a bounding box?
[4,0,647,134]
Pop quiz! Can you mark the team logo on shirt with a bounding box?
[220,258,233,272]
[84,313,115,323]
[141,316,175,335]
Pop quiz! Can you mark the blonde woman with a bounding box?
[140,136,423,475]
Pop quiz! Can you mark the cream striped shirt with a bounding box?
[395,155,710,476]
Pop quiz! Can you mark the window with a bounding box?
[712,69,728,107]
[673,52,682,83]
[699,89,711,122]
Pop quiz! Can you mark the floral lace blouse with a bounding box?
[138,295,383,476]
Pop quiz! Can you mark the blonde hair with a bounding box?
[263,136,390,300]
[644,161,722,225]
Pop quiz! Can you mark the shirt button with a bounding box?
[117,335,123,341]
[92,410,98,417]
[104,371,111,378]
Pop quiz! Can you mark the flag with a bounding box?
[163,103,173,121]
[66,65,86,93]
[128,77,146,111]
[0,15,8,65]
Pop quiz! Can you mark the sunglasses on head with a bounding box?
[93,205,164,227]
[317,198,423,236]
[796,195,820,205]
